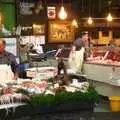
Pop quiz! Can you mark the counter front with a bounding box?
[83,63,120,96]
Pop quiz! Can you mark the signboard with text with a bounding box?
[48,21,75,43]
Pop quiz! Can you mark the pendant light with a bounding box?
[106,13,113,22]
[87,0,93,25]
[107,1,113,22]
[87,17,93,24]
[58,0,67,20]
[72,19,78,28]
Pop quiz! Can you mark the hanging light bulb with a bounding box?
[87,17,93,24]
[107,13,113,22]
[72,19,78,28]
[58,6,67,20]
[58,0,67,20]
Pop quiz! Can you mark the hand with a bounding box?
[12,73,18,80]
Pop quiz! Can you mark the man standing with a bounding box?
[0,39,18,80]
[73,31,89,51]
[68,31,89,73]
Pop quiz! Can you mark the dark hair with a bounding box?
[75,32,81,39]
[81,31,88,36]
[75,31,88,39]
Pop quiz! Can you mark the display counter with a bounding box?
[83,62,120,96]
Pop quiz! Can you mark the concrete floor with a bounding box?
[4,99,116,120]
[94,100,111,112]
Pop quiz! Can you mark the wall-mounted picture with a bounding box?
[47,6,56,19]
[33,24,45,35]
[49,21,75,43]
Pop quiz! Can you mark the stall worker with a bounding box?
[72,31,89,51]
[0,39,19,81]
[68,31,89,73]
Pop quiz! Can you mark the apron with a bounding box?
[0,64,14,85]
[68,47,85,73]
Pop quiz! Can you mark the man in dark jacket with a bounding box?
[0,39,18,79]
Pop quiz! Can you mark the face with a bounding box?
[0,41,5,53]
[82,34,89,41]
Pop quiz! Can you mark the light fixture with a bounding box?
[107,1,113,22]
[87,17,93,24]
[72,19,78,28]
[87,0,93,25]
[106,13,113,22]
[58,0,67,20]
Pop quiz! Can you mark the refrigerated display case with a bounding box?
[83,46,120,96]
[86,46,120,66]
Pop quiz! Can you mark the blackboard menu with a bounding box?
[16,0,47,35]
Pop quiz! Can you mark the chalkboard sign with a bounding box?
[16,0,47,36]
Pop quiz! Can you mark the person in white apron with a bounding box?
[68,31,89,73]
[0,39,18,85]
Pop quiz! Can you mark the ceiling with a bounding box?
[14,0,120,18]
[45,0,120,17]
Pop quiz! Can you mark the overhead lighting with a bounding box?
[58,6,67,20]
[58,0,67,20]
[72,19,78,28]
[87,17,93,24]
[107,13,113,22]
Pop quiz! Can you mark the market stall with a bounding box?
[83,46,120,96]
[0,61,98,119]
